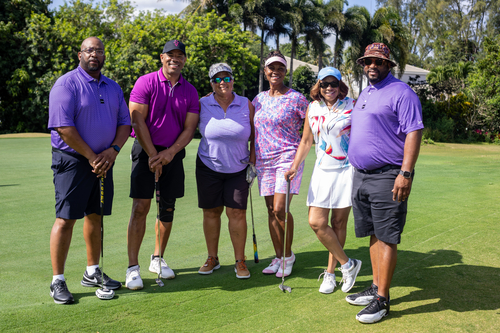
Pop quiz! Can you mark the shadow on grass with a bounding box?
[299,247,500,316]
[104,247,500,317]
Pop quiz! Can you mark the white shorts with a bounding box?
[307,165,354,209]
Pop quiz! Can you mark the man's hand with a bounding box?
[392,175,412,202]
[148,149,175,177]
[91,148,118,177]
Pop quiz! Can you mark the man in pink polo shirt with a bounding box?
[125,40,200,290]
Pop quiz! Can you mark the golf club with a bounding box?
[155,173,164,287]
[95,176,115,300]
[279,176,292,293]
[249,190,259,263]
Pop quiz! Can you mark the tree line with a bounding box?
[1,0,499,143]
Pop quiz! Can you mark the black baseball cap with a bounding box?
[162,39,186,56]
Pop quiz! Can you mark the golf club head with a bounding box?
[96,287,115,300]
[279,284,292,293]
[156,278,164,287]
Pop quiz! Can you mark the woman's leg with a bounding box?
[309,206,350,267]
[202,206,224,257]
[226,207,247,260]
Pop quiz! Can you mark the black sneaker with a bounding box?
[50,279,74,304]
[356,294,390,324]
[81,267,122,290]
[345,284,378,305]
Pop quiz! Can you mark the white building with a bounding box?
[284,56,430,99]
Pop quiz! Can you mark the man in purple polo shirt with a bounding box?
[346,43,423,323]
[48,37,131,304]
[125,39,199,290]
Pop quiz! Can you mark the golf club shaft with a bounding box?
[100,176,105,288]
[155,173,163,285]
[249,190,259,263]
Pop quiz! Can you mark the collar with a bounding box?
[208,92,240,107]
[158,68,184,85]
[77,65,107,84]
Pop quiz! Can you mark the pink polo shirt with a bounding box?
[130,69,199,147]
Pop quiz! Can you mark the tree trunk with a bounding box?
[276,34,280,51]
[318,52,323,72]
[289,35,295,88]
[259,28,265,93]
[333,33,339,67]
[358,76,363,97]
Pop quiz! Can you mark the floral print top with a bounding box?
[252,89,308,160]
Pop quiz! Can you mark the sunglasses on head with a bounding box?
[363,58,385,66]
[211,76,232,83]
[319,81,340,89]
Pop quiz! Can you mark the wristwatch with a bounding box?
[111,145,120,153]
[399,170,412,179]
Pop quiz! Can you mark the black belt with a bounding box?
[356,165,400,174]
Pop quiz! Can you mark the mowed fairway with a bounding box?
[1,136,499,332]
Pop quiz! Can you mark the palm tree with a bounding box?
[344,6,410,95]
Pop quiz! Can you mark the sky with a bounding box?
[49,0,376,17]
[48,0,377,49]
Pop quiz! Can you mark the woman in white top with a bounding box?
[285,67,361,294]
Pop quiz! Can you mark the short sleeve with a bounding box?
[396,87,424,134]
[297,93,308,119]
[129,75,150,105]
[116,87,131,126]
[48,85,76,130]
[187,86,200,114]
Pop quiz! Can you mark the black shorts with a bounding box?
[129,140,185,200]
[352,167,412,244]
[196,155,249,210]
[51,149,113,220]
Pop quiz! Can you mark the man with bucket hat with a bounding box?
[125,39,199,290]
[346,43,424,323]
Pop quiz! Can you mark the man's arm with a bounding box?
[130,101,157,157]
[149,112,199,172]
[55,126,102,175]
[92,124,131,176]
[392,129,422,202]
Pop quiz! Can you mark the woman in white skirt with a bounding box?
[285,67,361,294]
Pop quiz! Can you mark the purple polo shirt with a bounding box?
[129,69,199,147]
[348,72,423,170]
[198,93,251,173]
[48,66,131,154]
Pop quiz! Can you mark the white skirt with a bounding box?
[307,165,354,209]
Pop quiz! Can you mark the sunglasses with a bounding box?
[319,81,340,89]
[211,76,232,83]
[363,58,385,66]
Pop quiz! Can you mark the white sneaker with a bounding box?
[276,252,295,278]
[125,266,143,290]
[340,259,362,292]
[318,270,336,294]
[149,255,175,279]
[262,257,282,274]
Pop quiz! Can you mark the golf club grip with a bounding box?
[253,234,259,263]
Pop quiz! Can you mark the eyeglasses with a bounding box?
[363,58,384,66]
[319,81,339,89]
[81,48,105,56]
[211,76,232,83]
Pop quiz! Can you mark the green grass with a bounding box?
[1,138,499,332]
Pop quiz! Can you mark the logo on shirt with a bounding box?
[418,120,422,124]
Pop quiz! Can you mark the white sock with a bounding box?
[52,274,65,283]
[341,258,352,270]
[284,252,294,260]
[86,264,99,275]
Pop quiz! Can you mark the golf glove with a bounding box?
[246,164,257,188]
